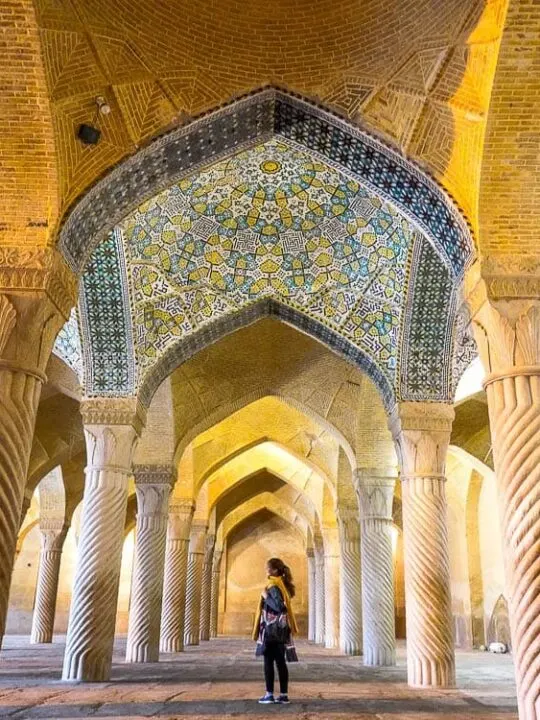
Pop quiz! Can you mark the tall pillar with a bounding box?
[314,546,326,644]
[389,402,455,688]
[62,399,143,682]
[470,290,540,720]
[356,470,396,666]
[0,270,75,648]
[125,465,174,663]
[160,500,194,653]
[184,521,207,646]
[307,547,316,642]
[30,519,68,644]
[209,548,223,639]
[323,528,340,649]
[199,533,215,641]
[338,510,362,655]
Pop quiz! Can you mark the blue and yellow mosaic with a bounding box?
[120,139,413,390]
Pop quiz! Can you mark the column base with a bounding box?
[62,654,111,683]
[125,645,159,663]
[364,646,396,666]
[407,657,455,688]
[341,642,362,656]
[160,639,184,653]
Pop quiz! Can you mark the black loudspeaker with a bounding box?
[77,123,101,145]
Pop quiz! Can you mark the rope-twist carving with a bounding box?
[340,537,362,656]
[487,374,540,720]
[307,552,316,642]
[361,518,395,665]
[126,501,169,663]
[62,468,130,681]
[184,551,204,646]
[30,528,66,644]
[160,538,190,652]
[314,556,326,644]
[402,476,455,687]
[0,371,40,643]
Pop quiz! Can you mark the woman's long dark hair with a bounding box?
[268,557,296,598]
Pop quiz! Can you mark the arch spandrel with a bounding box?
[62,90,472,409]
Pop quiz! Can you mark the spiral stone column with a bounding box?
[314,546,326,644]
[125,465,174,663]
[389,402,455,688]
[338,509,362,655]
[184,521,207,646]
[160,500,194,653]
[199,533,216,641]
[62,399,143,682]
[356,470,396,666]
[0,278,75,649]
[30,519,68,644]
[307,548,316,642]
[470,292,540,720]
[323,528,340,649]
[210,548,223,639]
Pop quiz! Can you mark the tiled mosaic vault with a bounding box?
[59,89,473,279]
[53,308,84,380]
[76,137,469,407]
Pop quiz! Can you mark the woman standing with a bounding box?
[253,557,299,704]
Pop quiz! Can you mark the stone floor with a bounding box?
[0,636,518,719]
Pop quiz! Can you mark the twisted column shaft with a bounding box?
[338,512,362,656]
[210,549,223,639]
[356,472,396,666]
[126,467,174,663]
[323,529,340,649]
[314,551,326,644]
[470,297,540,719]
[184,522,207,646]
[160,500,194,653]
[0,369,42,644]
[307,549,316,642]
[199,534,215,641]
[62,406,141,682]
[390,402,455,688]
[0,291,71,650]
[30,520,67,644]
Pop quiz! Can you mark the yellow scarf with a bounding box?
[252,575,299,641]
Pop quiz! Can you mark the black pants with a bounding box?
[263,642,288,694]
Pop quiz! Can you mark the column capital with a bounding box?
[167,500,195,540]
[0,247,77,320]
[356,475,395,521]
[354,468,397,489]
[388,402,454,478]
[39,518,68,551]
[337,507,360,543]
[189,521,208,554]
[306,547,315,559]
[133,464,176,487]
[81,397,147,435]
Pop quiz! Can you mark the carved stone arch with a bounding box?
[65,88,472,408]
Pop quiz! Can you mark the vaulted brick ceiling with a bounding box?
[21,0,507,241]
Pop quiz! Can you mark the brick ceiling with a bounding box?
[0,0,511,252]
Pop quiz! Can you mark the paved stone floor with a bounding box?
[0,636,517,719]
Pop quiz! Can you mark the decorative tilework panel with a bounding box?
[53,308,83,379]
[79,232,136,395]
[59,89,472,280]
[121,138,414,398]
[400,236,456,401]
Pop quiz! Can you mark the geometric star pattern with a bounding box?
[62,136,470,407]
